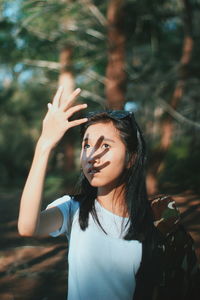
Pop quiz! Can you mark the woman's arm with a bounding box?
[18,138,61,237]
[18,87,87,237]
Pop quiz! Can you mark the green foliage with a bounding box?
[0,0,200,192]
[159,141,200,193]
[43,174,64,199]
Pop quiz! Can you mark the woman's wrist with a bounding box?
[36,136,54,155]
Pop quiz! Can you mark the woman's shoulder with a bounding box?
[47,194,80,212]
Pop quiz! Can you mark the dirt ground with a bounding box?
[0,190,68,300]
[0,190,200,300]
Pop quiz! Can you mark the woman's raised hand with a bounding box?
[39,86,88,150]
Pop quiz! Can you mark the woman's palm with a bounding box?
[40,86,88,149]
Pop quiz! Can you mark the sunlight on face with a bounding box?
[80,122,127,189]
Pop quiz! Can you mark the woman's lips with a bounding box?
[88,167,100,174]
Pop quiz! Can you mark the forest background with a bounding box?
[0,0,200,299]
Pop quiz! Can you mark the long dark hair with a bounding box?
[74,111,155,242]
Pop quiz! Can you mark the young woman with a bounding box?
[18,87,200,300]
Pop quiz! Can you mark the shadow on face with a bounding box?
[80,133,111,172]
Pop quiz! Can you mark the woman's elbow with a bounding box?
[17,222,36,237]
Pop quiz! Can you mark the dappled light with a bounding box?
[1,0,200,299]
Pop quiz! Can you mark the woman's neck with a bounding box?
[97,184,129,217]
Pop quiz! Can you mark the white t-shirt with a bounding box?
[47,195,142,300]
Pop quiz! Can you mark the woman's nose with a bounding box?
[88,152,100,164]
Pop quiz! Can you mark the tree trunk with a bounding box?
[58,46,75,105]
[146,0,194,195]
[58,46,76,171]
[105,0,126,110]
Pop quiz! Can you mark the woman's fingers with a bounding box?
[66,103,88,129]
[61,88,81,111]
[66,103,88,119]
[67,117,88,129]
[52,86,64,108]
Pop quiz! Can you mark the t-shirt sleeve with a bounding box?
[46,195,79,238]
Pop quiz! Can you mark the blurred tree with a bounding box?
[146,0,195,194]
[105,0,126,109]
[58,45,76,172]
[1,0,200,195]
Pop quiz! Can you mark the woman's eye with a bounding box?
[83,143,110,150]
[83,144,90,149]
[102,143,110,149]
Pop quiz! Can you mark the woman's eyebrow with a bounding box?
[103,138,115,143]
[83,137,115,143]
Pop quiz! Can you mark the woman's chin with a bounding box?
[88,178,106,188]
[89,181,103,187]
[89,179,115,189]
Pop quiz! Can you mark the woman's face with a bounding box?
[80,121,127,189]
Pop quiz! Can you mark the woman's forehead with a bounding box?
[83,122,120,141]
